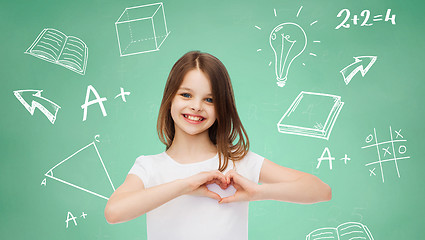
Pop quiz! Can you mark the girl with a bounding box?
[105,51,331,239]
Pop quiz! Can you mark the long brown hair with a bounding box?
[157,51,249,171]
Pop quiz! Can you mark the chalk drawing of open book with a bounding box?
[25,28,88,75]
[306,222,374,240]
[44,136,115,200]
[277,91,344,140]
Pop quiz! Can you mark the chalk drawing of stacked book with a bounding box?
[277,91,344,140]
[25,28,88,75]
[306,222,374,240]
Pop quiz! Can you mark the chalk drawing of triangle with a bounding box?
[44,141,115,200]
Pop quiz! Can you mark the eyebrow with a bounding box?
[178,87,212,96]
[178,87,192,91]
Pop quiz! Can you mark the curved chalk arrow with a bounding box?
[13,90,61,124]
[340,56,377,85]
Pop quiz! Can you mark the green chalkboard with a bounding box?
[1,0,424,239]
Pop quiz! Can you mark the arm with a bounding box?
[105,170,228,224]
[256,159,332,203]
[220,159,331,204]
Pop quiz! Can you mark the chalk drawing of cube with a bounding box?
[115,2,170,56]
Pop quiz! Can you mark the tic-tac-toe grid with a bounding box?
[361,126,410,183]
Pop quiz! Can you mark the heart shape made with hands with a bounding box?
[206,183,236,198]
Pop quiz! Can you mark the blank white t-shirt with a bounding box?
[128,151,264,240]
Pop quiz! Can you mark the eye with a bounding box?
[181,93,191,98]
[205,98,213,103]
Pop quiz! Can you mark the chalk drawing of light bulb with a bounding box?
[269,23,307,87]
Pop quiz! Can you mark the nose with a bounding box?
[190,100,202,112]
[191,105,202,112]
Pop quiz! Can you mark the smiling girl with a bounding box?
[105,51,331,240]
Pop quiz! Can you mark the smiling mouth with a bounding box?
[183,114,205,122]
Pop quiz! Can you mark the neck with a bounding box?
[166,130,217,163]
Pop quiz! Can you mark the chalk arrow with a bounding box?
[340,56,377,85]
[13,90,61,124]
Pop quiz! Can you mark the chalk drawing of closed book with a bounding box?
[277,91,344,140]
[25,28,88,75]
[306,222,374,240]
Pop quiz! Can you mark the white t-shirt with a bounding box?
[128,151,264,240]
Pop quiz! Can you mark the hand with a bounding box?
[184,170,229,201]
[219,170,260,204]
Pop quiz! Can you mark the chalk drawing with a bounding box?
[340,154,351,164]
[306,222,374,240]
[65,212,77,228]
[277,91,344,140]
[255,6,319,86]
[25,28,88,75]
[65,211,87,228]
[13,89,61,124]
[336,9,396,29]
[81,85,108,121]
[114,87,131,102]
[362,126,410,183]
[317,148,351,170]
[352,208,366,222]
[269,22,307,87]
[115,2,170,56]
[44,135,115,200]
[317,147,335,170]
[340,56,377,85]
[296,6,303,18]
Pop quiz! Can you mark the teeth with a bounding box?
[185,114,203,121]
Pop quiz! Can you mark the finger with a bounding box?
[215,172,230,189]
[225,172,232,184]
[225,169,238,183]
[204,189,222,201]
[201,171,221,184]
[227,171,248,186]
[212,178,222,185]
[213,171,227,184]
[219,181,229,189]
[205,180,216,185]
[212,177,229,189]
[219,194,237,204]
[206,177,228,189]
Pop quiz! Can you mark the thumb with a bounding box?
[219,194,237,204]
[204,189,222,201]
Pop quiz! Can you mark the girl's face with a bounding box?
[170,69,217,137]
